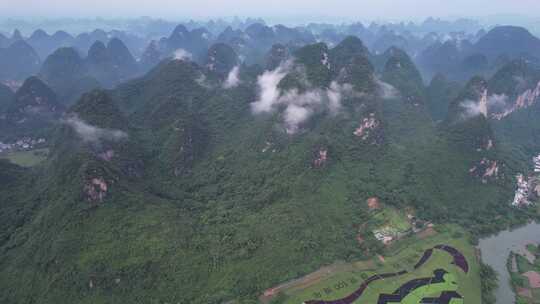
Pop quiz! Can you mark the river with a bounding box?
[478,222,540,304]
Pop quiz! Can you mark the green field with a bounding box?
[280,226,480,304]
[526,244,539,258]
[516,254,536,274]
[0,148,49,167]
[372,207,412,233]
[510,243,540,303]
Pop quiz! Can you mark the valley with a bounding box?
[0,148,49,167]
[0,137,48,166]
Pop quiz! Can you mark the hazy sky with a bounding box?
[1,0,540,21]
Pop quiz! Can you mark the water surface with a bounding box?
[478,222,540,304]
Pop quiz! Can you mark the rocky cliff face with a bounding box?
[492,80,540,120]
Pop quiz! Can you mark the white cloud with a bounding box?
[63,116,128,144]
[460,93,509,120]
[460,99,485,119]
[251,61,291,114]
[223,66,241,89]
[279,89,323,133]
[173,49,193,61]
[251,61,357,134]
[284,104,313,134]
[376,79,399,99]
[487,93,508,108]
[328,81,354,115]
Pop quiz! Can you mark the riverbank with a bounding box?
[507,242,540,303]
[478,222,540,304]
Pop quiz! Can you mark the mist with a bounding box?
[250,61,360,134]
[173,49,193,61]
[2,0,540,21]
[63,116,128,144]
[223,66,241,89]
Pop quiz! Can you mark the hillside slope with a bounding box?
[0,39,524,304]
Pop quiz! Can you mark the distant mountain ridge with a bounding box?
[0,40,41,81]
[473,26,540,60]
[417,25,540,81]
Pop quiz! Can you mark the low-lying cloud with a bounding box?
[251,61,291,114]
[460,93,508,119]
[251,61,356,134]
[376,79,399,99]
[63,116,128,144]
[196,73,212,88]
[283,104,313,134]
[488,94,508,108]
[223,66,241,89]
[328,81,353,115]
[173,49,193,61]
[460,99,486,119]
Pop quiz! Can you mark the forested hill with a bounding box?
[0,36,535,304]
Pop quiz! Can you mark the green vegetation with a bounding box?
[0,38,538,304]
[0,82,14,112]
[508,243,540,303]
[516,254,536,273]
[382,47,426,105]
[280,226,480,304]
[0,148,49,167]
[426,74,461,121]
[371,206,412,239]
[400,272,461,304]
[480,263,499,304]
[526,244,539,255]
[374,207,410,231]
